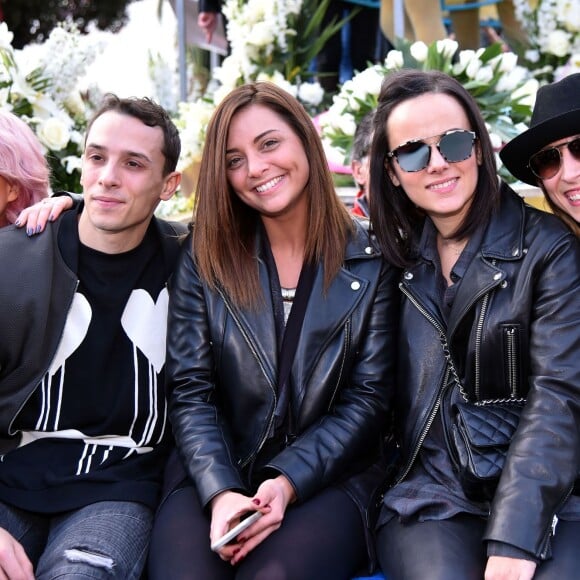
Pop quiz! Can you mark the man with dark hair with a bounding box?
[0,93,185,579]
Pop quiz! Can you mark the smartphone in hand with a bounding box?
[210,511,263,552]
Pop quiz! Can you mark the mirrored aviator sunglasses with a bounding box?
[387,129,477,173]
[528,136,580,180]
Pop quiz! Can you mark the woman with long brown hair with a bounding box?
[148,82,398,579]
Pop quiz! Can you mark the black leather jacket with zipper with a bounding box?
[166,219,399,563]
[393,184,580,559]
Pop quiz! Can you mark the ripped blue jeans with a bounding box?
[0,500,152,579]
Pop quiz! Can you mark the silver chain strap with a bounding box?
[439,333,526,406]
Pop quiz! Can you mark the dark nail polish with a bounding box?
[36,224,42,233]
[252,498,261,505]
[14,219,20,226]
[26,228,33,236]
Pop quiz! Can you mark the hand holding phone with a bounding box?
[210,511,263,552]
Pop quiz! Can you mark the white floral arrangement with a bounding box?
[513,0,580,81]
[320,39,538,181]
[171,0,338,178]
[0,22,103,192]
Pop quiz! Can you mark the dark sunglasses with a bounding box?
[387,129,477,173]
[528,136,580,180]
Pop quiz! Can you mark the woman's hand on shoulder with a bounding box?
[485,555,537,580]
[229,475,296,565]
[15,196,73,235]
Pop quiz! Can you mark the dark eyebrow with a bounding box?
[225,129,279,155]
[85,143,152,164]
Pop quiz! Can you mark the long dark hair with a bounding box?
[369,69,500,267]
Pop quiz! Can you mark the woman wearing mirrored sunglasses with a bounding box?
[369,69,580,580]
[501,73,580,238]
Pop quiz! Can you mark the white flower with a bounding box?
[494,65,527,92]
[475,65,494,84]
[336,113,357,137]
[298,82,324,106]
[0,22,13,49]
[36,117,71,151]
[464,57,482,79]
[436,38,459,59]
[546,29,571,57]
[350,66,383,100]
[410,41,428,62]
[264,72,298,96]
[453,49,477,74]
[490,52,518,74]
[511,79,539,108]
[247,21,276,48]
[385,50,403,70]
[62,155,83,174]
[488,131,503,150]
[525,49,540,63]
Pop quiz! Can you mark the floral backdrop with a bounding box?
[320,39,538,182]
[513,0,580,82]
[0,22,103,193]
[1,0,579,208]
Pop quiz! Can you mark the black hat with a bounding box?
[500,73,580,185]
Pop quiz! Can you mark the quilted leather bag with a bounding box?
[451,401,524,502]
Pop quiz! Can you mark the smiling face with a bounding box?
[79,110,179,252]
[386,92,481,236]
[539,134,580,224]
[225,104,310,221]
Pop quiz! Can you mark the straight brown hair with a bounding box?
[193,82,353,309]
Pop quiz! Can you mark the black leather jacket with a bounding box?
[166,219,398,546]
[392,184,580,559]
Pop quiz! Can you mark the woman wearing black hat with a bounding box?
[368,69,580,579]
[501,73,580,238]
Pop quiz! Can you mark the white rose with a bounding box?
[410,41,428,62]
[298,82,324,106]
[385,50,403,70]
[36,117,70,151]
[547,30,571,57]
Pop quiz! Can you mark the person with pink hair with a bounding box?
[0,110,50,227]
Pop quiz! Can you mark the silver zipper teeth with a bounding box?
[217,287,277,469]
[397,283,450,484]
[474,292,491,400]
[540,484,574,559]
[505,326,518,398]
